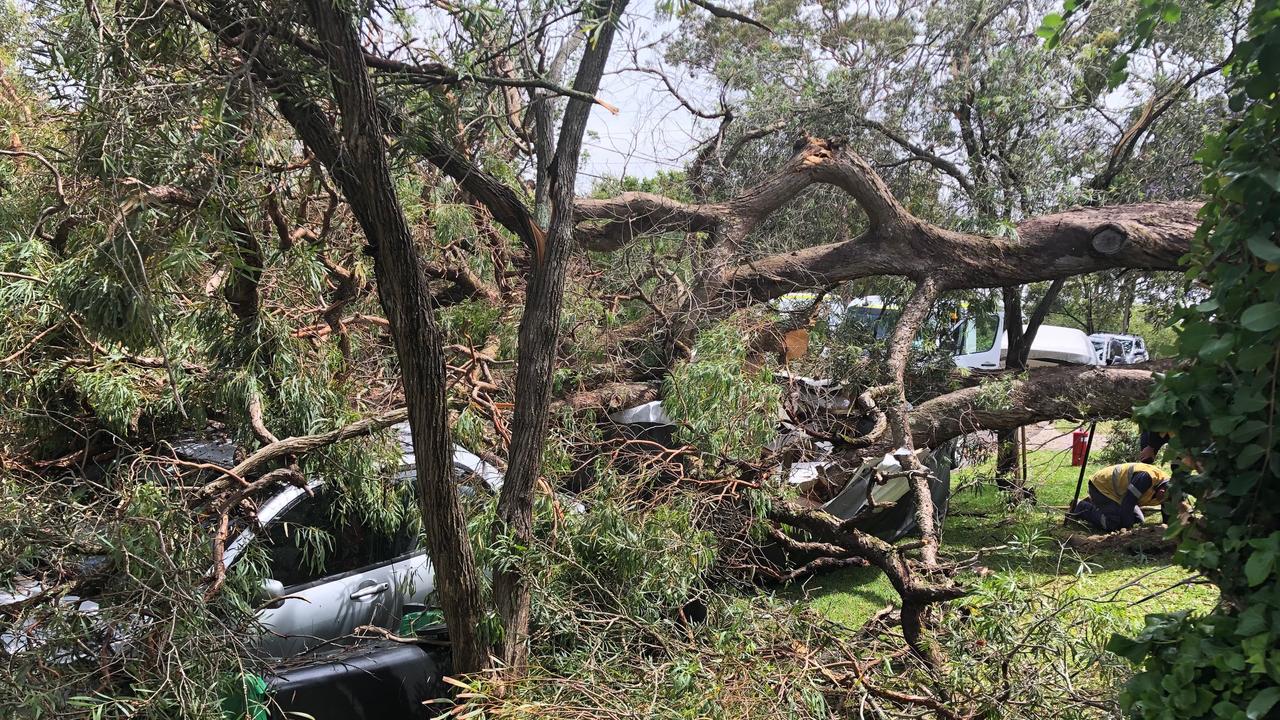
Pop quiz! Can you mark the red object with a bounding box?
[1071,429,1091,466]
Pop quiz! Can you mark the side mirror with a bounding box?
[259,578,286,609]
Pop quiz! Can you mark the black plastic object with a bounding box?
[265,640,451,720]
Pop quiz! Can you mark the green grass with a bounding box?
[792,448,1218,629]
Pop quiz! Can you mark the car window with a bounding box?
[955,314,999,355]
[262,487,416,588]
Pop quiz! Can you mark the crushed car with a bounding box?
[2,422,501,719]
[607,377,954,548]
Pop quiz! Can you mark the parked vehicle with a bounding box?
[2,422,501,717]
[1088,333,1149,365]
[824,295,899,340]
[771,294,900,339]
[775,296,1095,370]
[951,313,1098,370]
[226,421,502,657]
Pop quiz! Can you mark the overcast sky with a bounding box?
[576,3,716,186]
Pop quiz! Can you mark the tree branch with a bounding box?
[724,200,1199,304]
[575,192,723,251]
[1086,62,1224,193]
[908,363,1167,449]
[576,137,917,252]
[880,278,942,566]
[200,406,409,497]
[684,0,773,33]
[853,117,974,196]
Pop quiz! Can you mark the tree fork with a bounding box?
[768,501,965,664]
[185,0,496,671]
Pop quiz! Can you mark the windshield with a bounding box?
[841,305,899,340]
[953,314,1000,355]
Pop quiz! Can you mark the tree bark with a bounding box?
[908,363,1166,449]
[768,501,964,664]
[995,278,1066,499]
[196,0,495,671]
[492,0,630,672]
[879,278,943,566]
[995,287,1025,497]
[574,139,1199,312]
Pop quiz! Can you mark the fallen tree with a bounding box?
[577,138,1198,308]
[0,0,1226,698]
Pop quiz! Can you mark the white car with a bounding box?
[1088,333,1150,365]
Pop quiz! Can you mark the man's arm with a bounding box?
[1138,431,1168,463]
[1120,471,1155,526]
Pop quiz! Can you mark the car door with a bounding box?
[952,313,1004,370]
[252,486,420,658]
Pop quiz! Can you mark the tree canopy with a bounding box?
[0,0,1265,717]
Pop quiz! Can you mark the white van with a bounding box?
[952,313,1098,370]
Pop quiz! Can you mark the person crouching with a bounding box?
[1070,462,1171,533]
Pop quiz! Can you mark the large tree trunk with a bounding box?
[197,0,495,671]
[909,363,1165,449]
[994,279,1065,500]
[995,287,1026,499]
[303,0,493,673]
[1120,275,1136,333]
[493,0,629,672]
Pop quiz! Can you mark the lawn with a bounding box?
[789,447,1217,630]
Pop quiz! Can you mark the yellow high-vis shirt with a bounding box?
[1089,463,1169,506]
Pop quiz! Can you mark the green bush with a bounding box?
[1109,1,1280,716]
[1096,420,1139,467]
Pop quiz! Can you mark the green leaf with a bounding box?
[1247,687,1280,720]
[1236,444,1266,470]
[1228,471,1259,495]
[1180,322,1213,353]
[1236,605,1267,636]
[1239,343,1275,370]
[1244,548,1275,587]
[1199,334,1236,362]
[1210,414,1243,435]
[1246,73,1275,100]
[1259,170,1280,192]
[1232,393,1270,413]
[1106,633,1149,663]
[1241,302,1280,332]
[1162,4,1182,23]
[1236,419,1270,441]
[1036,13,1064,41]
[1246,231,1280,262]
